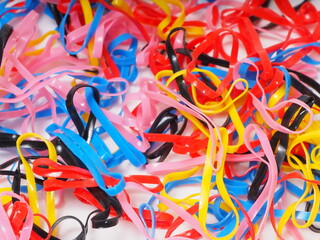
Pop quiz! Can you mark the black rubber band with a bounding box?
[32,224,61,240]
[66,84,100,143]
[248,95,314,200]
[65,84,124,230]
[166,28,194,104]
[0,23,13,66]
[50,215,86,240]
[304,188,320,233]
[144,107,188,163]
[0,132,47,150]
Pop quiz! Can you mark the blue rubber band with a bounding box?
[59,1,105,55]
[46,123,125,196]
[84,86,146,167]
[138,203,156,239]
[107,33,138,82]
[0,0,39,28]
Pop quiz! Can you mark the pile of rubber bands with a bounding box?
[2,0,320,239]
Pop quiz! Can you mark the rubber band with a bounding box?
[31,213,53,240]
[50,215,86,240]
[47,123,126,196]
[156,67,246,153]
[98,0,150,42]
[58,0,104,60]
[150,0,186,40]
[79,0,99,66]
[0,191,33,240]
[0,0,39,28]
[25,30,58,56]
[144,107,188,162]
[16,133,57,226]
[107,33,139,82]
[84,85,146,167]
[118,182,209,240]
[0,23,12,66]
[139,203,156,239]
[46,2,65,29]
[237,123,279,239]
[249,94,314,200]
[32,157,163,194]
[1,1,320,239]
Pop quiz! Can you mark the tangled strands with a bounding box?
[1,0,320,239]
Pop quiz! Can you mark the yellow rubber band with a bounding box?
[112,0,133,16]
[16,133,57,226]
[0,187,15,205]
[152,0,185,40]
[278,134,320,236]
[80,0,99,66]
[158,166,202,211]
[28,30,58,47]
[268,84,286,108]
[199,128,240,239]
[156,68,246,153]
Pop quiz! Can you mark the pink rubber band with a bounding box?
[234,58,313,134]
[146,152,265,175]
[0,192,33,240]
[140,77,226,171]
[237,124,279,239]
[118,182,210,240]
